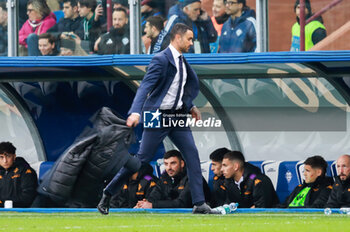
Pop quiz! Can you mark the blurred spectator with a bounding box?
[218,0,256,53]
[135,150,210,209]
[0,142,37,208]
[209,147,230,208]
[47,0,84,39]
[0,2,7,56]
[144,15,164,54]
[59,32,88,55]
[290,0,326,51]
[19,0,56,56]
[110,163,158,208]
[280,156,333,208]
[112,0,128,12]
[326,155,350,208]
[38,33,59,55]
[167,0,183,18]
[95,7,129,54]
[154,0,217,54]
[222,151,279,208]
[141,0,164,34]
[78,0,104,53]
[210,0,228,53]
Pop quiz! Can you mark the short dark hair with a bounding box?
[38,33,56,44]
[113,7,127,16]
[170,23,192,41]
[0,2,7,11]
[146,15,164,32]
[163,149,183,161]
[78,0,97,11]
[63,0,78,7]
[210,147,230,162]
[304,155,328,177]
[223,151,245,168]
[0,142,16,155]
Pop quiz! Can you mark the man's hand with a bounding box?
[94,37,101,52]
[134,199,152,209]
[199,10,209,21]
[94,4,103,21]
[190,106,201,121]
[126,113,140,127]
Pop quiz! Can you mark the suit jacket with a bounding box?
[128,47,199,116]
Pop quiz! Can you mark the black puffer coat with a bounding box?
[38,107,135,207]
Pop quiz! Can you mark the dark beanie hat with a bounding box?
[60,39,76,51]
[183,0,200,7]
[294,0,312,14]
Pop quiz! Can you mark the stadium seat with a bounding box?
[150,160,162,177]
[247,161,264,173]
[296,160,305,184]
[330,160,337,178]
[30,161,55,183]
[262,161,299,203]
[53,10,64,23]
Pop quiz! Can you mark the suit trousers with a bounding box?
[105,123,205,205]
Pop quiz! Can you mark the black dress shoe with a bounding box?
[97,193,111,215]
[192,203,212,214]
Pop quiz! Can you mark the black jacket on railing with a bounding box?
[37,107,135,207]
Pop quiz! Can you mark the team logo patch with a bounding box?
[11,174,20,179]
[150,181,156,187]
[106,38,113,45]
[254,179,261,186]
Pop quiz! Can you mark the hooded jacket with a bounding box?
[153,9,217,54]
[210,174,226,207]
[218,9,256,53]
[0,157,38,207]
[19,12,56,47]
[326,176,350,208]
[37,107,135,207]
[225,162,279,208]
[47,16,84,39]
[110,163,158,208]
[281,176,333,208]
[97,26,130,55]
[147,169,211,208]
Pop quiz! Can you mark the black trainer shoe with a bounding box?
[97,193,111,215]
[192,203,212,214]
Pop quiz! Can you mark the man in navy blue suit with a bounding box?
[97,23,212,214]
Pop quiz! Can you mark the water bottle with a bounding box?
[324,208,332,216]
[340,207,350,215]
[211,202,238,214]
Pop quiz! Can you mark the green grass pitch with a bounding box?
[1,212,349,232]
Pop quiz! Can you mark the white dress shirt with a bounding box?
[160,44,187,110]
